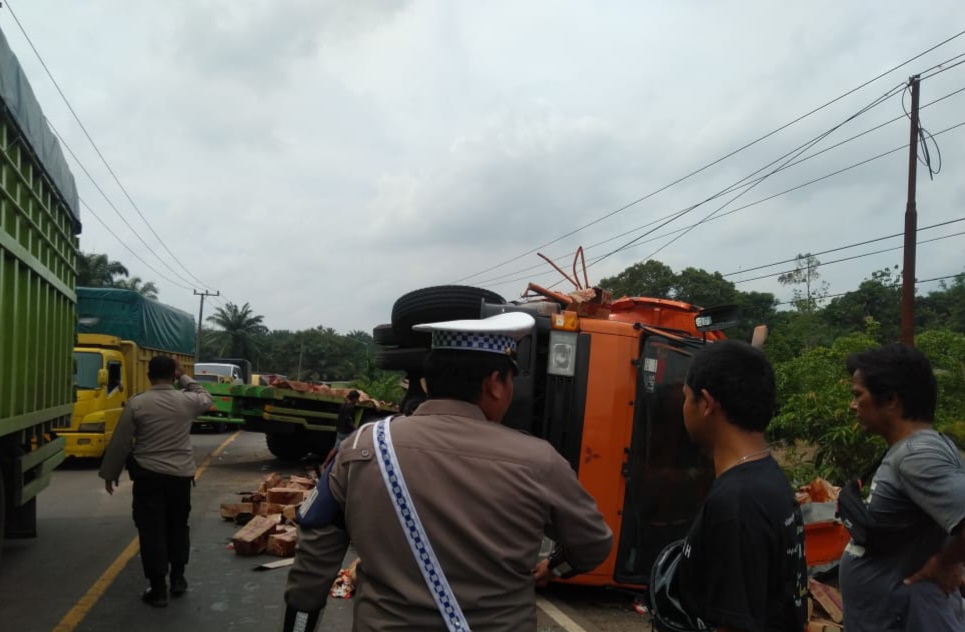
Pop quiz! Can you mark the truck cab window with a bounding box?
[73,352,102,390]
[107,360,123,394]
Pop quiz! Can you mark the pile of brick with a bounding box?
[808,578,843,631]
[221,472,317,557]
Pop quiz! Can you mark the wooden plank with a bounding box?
[267,530,298,557]
[220,502,255,520]
[809,579,843,623]
[231,515,277,556]
[267,487,308,505]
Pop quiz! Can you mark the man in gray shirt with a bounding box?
[840,343,965,631]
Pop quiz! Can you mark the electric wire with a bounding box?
[734,230,965,284]
[47,118,200,288]
[4,0,216,291]
[476,90,965,290]
[774,273,963,308]
[453,29,965,284]
[594,83,909,273]
[79,199,194,291]
[722,217,965,277]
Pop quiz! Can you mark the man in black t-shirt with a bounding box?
[677,341,807,632]
[321,390,360,469]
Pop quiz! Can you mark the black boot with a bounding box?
[169,575,188,597]
[142,578,168,607]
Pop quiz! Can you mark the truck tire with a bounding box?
[266,432,309,461]
[374,347,428,372]
[372,323,399,346]
[391,285,505,346]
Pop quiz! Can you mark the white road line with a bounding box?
[536,595,589,632]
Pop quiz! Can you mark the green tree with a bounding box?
[770,333,883,483]
[599,260,675,299]
[206,302,268,361]
[778,254,829,351]
[822,267,901,342]
[77,252,129,287]
[672,266,740,307]
[113,276,159,299]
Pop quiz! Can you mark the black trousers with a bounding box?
[131,469,193,582]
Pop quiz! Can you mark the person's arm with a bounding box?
[542,450,613,575]
[178,374,214,414]
[282,523,349,631]
[900,444,965,594]
[904,526,965,594]
[99,403,136,493]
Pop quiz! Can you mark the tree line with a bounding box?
[82,250,965,482]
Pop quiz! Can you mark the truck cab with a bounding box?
[194,363,245,385]
[68,335,134,457]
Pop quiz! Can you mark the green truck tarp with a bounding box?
[0,26,79,226]
[76,287,196,355]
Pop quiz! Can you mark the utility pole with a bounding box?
[901,75,920,346]
[194,289,220,360]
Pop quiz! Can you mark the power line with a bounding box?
[453,28,965,284]
[774,273,963,308]
[735,229,965,284]
[723,217,965,277]
[472,82,965,288]
[477,111,965,291]
[595,82,909,273]
[47,118,199,287]
[3,0,216,291]
[79,199,194,291]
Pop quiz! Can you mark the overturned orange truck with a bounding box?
[375,274,846,588]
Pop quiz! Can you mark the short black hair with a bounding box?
[423,350,516,403]
[684,340,775,433]
[846,343,937,422]
[347,390,360,400]
[148,355,176,381]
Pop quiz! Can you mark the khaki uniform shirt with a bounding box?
[99,376,213,481]
[286,399,613,631]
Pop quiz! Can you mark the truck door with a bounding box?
[613,334,714,585]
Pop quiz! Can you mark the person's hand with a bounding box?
[173,359,185,381]
[105,480,115,495]
[904,555,965,595]
[532,559,552,588]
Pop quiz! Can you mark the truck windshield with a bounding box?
[74,352,102,390]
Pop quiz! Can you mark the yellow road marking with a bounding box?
[51,431,242,632]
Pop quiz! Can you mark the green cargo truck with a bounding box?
[0,27,81,546]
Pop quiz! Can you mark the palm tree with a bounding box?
[77,252,129,287]
[113,276,159,299]
[206,302,268,360]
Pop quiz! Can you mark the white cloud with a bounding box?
[3,0,964,336]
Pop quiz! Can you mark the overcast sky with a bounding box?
[4,1,965,335]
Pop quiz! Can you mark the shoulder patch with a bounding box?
[296,462,344,528]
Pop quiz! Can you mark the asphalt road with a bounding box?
[0,430,650,632]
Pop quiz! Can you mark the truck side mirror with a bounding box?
[97,368,108,387]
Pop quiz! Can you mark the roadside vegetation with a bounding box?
[85,249,965,480]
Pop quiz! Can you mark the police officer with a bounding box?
[283,312,612,631]
[100,356,213,607]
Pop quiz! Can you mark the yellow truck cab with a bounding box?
[59,288,196,458]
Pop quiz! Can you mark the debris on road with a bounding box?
[221,470,318,557]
